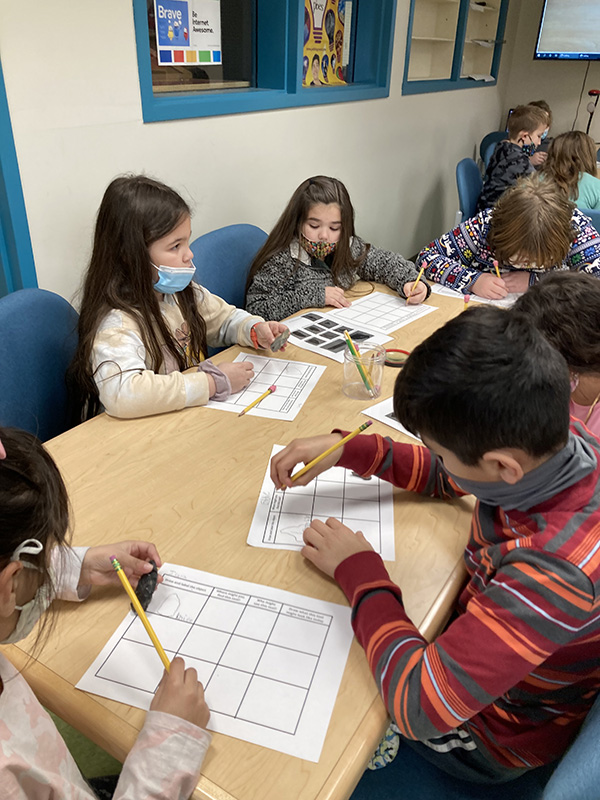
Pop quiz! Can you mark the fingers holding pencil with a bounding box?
[270,433,345,489]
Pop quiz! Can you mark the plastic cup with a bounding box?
[342,344,385,400]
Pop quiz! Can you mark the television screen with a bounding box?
[535,0,600,60]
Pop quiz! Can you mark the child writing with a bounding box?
[0,425,210,798]
[244,175,429,321]
[513,271,600,437]
[543,130,600,210]
[69,175,288,421]
[477,104,548,211]
[418,176,600,299]
[271,306,600,787]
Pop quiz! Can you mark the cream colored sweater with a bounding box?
[91,284,263,418]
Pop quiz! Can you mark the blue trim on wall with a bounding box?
[133,0,397,122]
[0,61,37,295]
[401,0,508,97]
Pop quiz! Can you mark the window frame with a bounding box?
[133,0,399,122]
[401,0,509,96]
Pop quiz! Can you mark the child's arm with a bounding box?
[306,522,594,751]
[245,251,328,320]
[352,237,431,302]
[567,209,600,278]
[418,211,507,298]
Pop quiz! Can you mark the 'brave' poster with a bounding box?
[303,0,347,87]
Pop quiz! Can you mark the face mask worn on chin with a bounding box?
[1,538,52,645]
[153,263,195,295]
[522,140,537,157]
[299,233,338,261]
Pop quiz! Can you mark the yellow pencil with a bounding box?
[409,266,425,297]
[493,260,501,280]
[291,420,373,482]
[110,556,170,672]
[343,331,374,396]
[463,293,471,311]
[238,384,276,416]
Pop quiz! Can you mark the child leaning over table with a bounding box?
[0,426,211,799]
[271,306,600,787]
[417,176,600,300]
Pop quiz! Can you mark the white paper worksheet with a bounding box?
[429,283,522,309]
[247,444,395,560]
[76,564,354,762]
[286,310,391,363]
[327,291,437,334]
[205,353,325,421]
[362,396,422,443]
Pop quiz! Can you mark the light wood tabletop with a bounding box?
[3,285,474,800]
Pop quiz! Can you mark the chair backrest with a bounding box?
[542,691,600,799]
[484,140,498,168]
[479,130,506,163]
[0,288,79,441]
[580,207,600,234]
[456,158,483,223]
[190,223,268,309]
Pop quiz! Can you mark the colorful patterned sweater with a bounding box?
[417,207,600,294]
[245,237,429,321]
[333,422,600,771]
[477,140,534,212]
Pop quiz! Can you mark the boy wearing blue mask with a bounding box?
[477,104,549,211]
[271,306,600,787]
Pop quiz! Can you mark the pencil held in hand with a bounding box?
[409,266,425,297]
[463,293,471,311]
[291,420,373,482]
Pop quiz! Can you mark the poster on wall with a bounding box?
[154,0,222,66]
[303,0,348,87]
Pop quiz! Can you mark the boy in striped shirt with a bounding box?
[271,306,600,785]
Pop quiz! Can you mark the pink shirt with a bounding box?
[571,400,600,439]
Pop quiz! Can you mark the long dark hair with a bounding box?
[68,175,207,421]
[245,175,367,297]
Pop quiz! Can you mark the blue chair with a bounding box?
[456,158,483,223]
[479,130,506,163]
[580,207,600,233]
[483,140,498,168]
[190,223,268,310]
[0,288,79,441]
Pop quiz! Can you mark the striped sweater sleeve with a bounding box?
[334,546,596,744]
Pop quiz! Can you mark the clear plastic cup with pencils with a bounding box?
[342,343,385,400]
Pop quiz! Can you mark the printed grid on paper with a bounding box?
[229,355,320,415]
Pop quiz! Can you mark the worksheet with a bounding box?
[286,311,391,363]
[247,444,395,560]
[205,353,325,421]
[327,291,437,334]
[76,564,353,762]
[362,396,422,442]
[429,283,522,308]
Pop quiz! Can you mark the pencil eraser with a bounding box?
[269,385,276,392]
[109,555,117,562]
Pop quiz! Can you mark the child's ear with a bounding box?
[0,561,22,617]
[481,450,524,485]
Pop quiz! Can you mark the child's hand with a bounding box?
[270,434,344,489]
[253,321,289,350]
[404,280,427,304]
[150,657,210,729]
[325,286,351,308]
[471,273,508,299]
[79,541,162,588]
[530,151,547,167]
[302,518,374,578]
[218,361,254,393]
[502,271,530,294]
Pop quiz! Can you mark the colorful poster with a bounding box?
[154,0,222,66]
[303,0,347,87]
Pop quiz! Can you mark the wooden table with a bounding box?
[3,286,474,800]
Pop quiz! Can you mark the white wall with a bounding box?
[0,1,518,302]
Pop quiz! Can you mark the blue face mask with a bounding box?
[153,263,195,295]
[541,129,549,141]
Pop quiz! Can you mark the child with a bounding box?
[477,104,548,211]
[69,175,288,420]
[543,131,600,210]
[244,176,429,321]
[513,271,600,437]
[418,176,600,299]
[527,99,552,168]
[270,306,600,786]
[0,426,210,797]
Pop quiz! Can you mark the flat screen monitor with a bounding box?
[535,0,600,60]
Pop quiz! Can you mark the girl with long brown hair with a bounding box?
[543,131,600,210]
[69,175,287,421]
[0,426,211,797]
[244,176,428,321]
